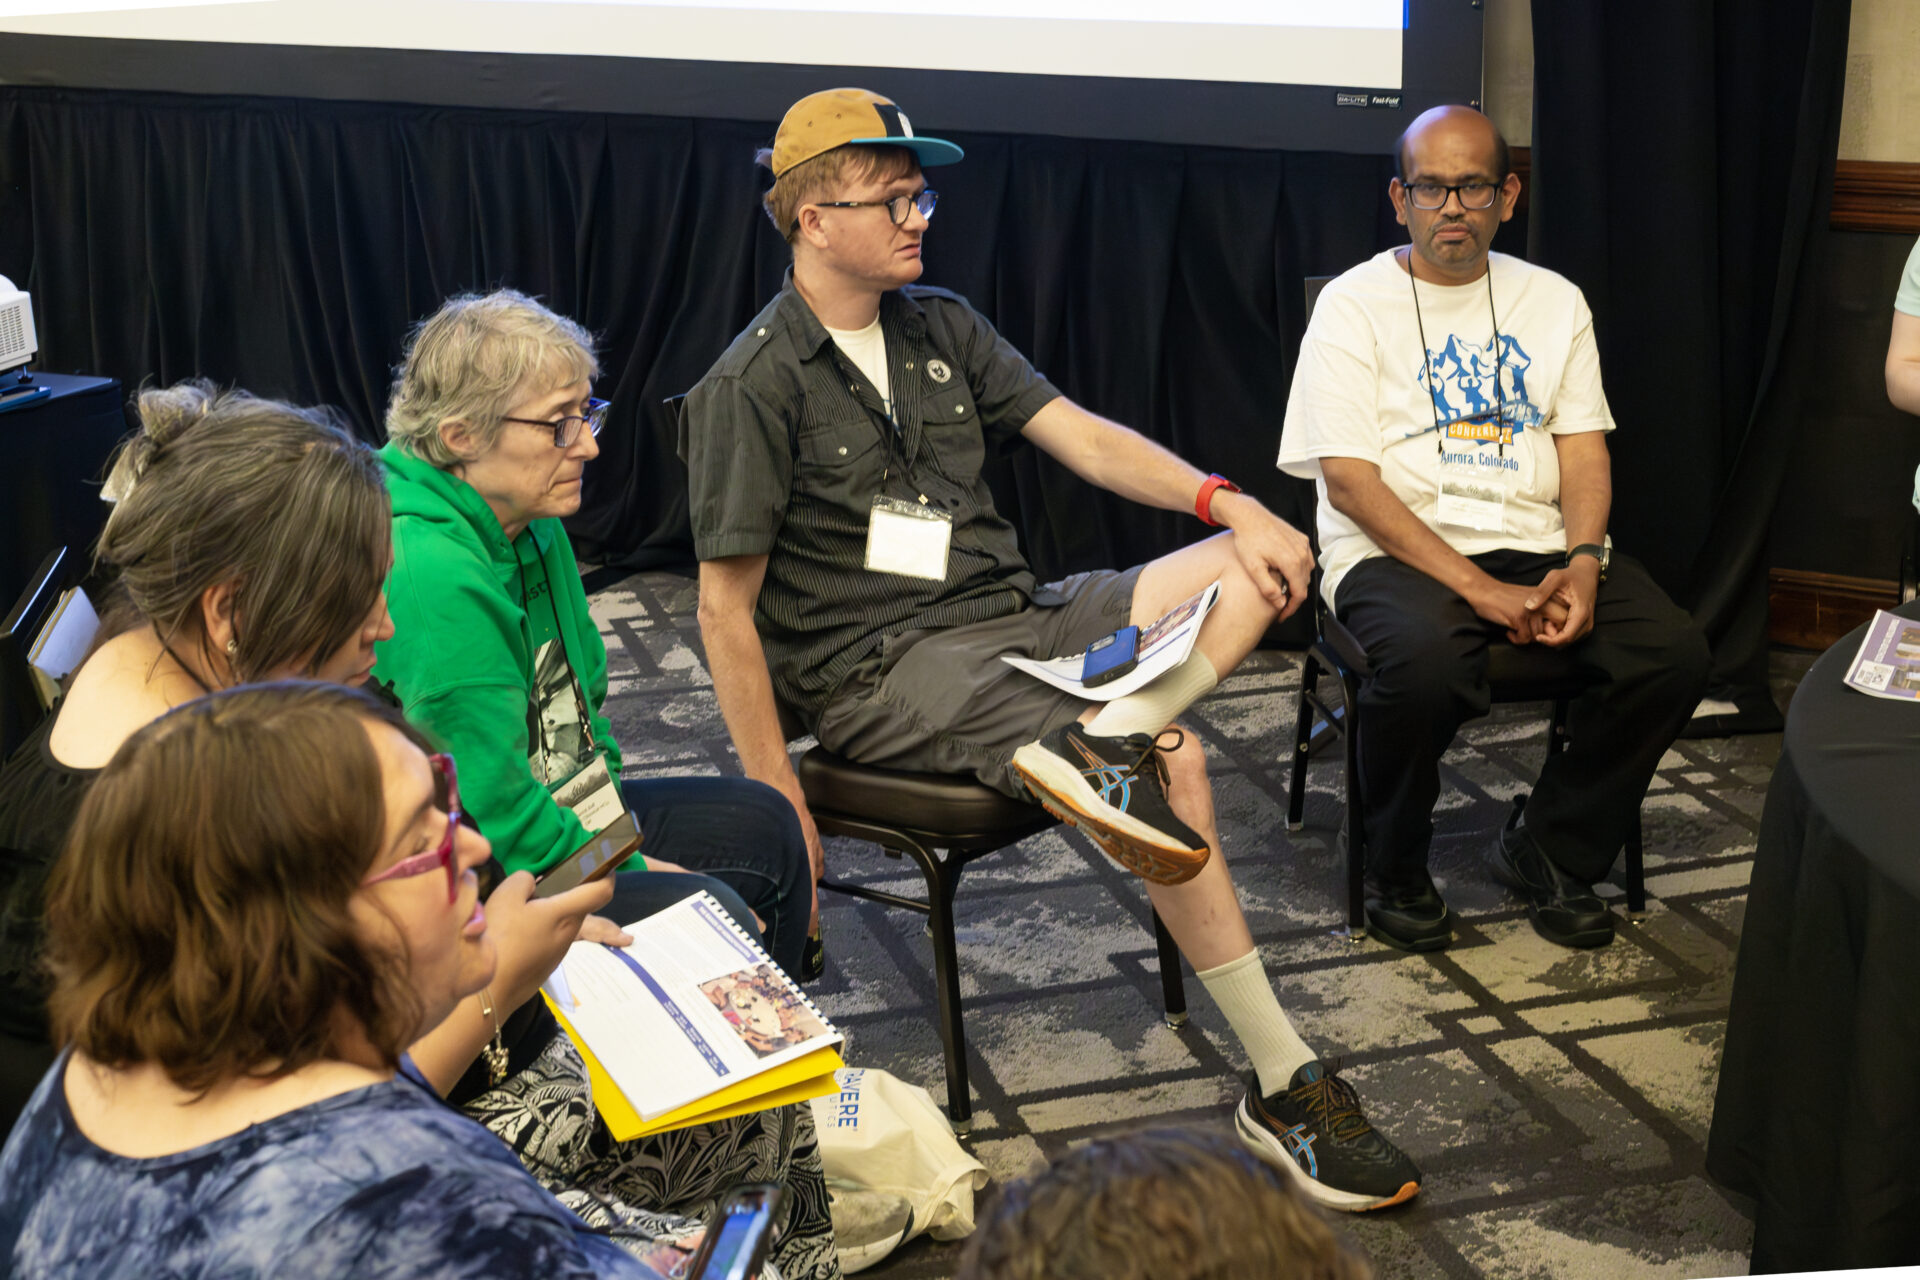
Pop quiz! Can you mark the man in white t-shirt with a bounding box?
[1277,106,1708,953]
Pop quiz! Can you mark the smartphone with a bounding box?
[1082,625,1140,688]
[534,811,641,898]
[686,1183,786,1280]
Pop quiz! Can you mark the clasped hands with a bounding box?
[1471,559,1600,648]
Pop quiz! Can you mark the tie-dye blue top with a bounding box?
[0,1053,662,1280]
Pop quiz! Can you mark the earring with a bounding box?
[225,639,238,656]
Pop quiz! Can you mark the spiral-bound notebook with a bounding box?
[540,892,845,1140]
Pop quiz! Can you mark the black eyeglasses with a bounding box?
[1404,181,1502,211]
[795,189,939,232]
[501,397,610,449]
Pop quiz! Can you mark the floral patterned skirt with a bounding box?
[460,1027,842,1280]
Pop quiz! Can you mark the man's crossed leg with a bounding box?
[819,529,1424,1213]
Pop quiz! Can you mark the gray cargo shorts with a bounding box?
[812,567,1141,798]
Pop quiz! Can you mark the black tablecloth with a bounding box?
[1707,598,1920,1272]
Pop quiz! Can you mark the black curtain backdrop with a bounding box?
[1528,0,1852,734]
[0,84,1481,650]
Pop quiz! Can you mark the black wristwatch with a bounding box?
[1567,535,1612,582]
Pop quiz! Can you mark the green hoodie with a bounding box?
[373,442,633,876]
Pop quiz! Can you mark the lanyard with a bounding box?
[833,337,936,502]
[515,547,600,759]
[1405,249,1508,458]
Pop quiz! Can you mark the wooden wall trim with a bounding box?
[1768,567,1899,650]
[1516,153,1917,235]
[1831,160,1920,234]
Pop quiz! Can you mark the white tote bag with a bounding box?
[809,1067,989,1272]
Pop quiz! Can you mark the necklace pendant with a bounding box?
[482,1039,510,1087]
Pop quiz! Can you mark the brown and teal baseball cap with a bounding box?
[769,88,964,178]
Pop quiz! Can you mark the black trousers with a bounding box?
[613,776,812,977]
[1335,549,1709,885]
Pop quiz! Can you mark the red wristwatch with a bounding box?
[1195,474,1240,526]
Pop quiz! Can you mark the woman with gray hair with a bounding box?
[377,289,811,967]
[374,290,836,1280]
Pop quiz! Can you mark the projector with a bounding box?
[0,275,38,376]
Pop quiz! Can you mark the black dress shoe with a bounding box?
[1491,798,1613,949]
[1363,875,1452,952]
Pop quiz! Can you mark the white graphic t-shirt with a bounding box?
[1278,249,1614,608]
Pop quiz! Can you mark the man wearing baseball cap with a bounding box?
[680,88,1419,1212]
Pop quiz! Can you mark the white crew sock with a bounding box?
[1196,949,1317,1097]
[1082,652,1219,741]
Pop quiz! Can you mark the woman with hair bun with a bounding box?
[0,381,398,1131]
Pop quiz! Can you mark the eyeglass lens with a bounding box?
[887,190,939,225]
[555,399,610,448]
[1408,182,1499,211]
[431,753,462,901]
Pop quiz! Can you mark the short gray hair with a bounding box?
[385,289,600,467]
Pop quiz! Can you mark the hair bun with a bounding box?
[102,379,220,503]
[135,379,218,446]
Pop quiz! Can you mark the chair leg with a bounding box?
[1152,909,1188,1029]
[923,855,973,1129]
[1287,655,1319,831]
[1339,666,1367,936]
[1625,812,1646,919]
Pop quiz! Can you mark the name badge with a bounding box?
[1435,442,1510,533]
[552,753,627,834]
[865,494,952,580]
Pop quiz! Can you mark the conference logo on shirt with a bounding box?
[1413,333,1543,444]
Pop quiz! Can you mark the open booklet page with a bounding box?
[1842,609,1920,701]
[999,580,1221,700]
[542,892,843,1124]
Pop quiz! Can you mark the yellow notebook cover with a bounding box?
[545,994,844,1141]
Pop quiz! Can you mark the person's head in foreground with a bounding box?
[385,288,604,540]
[1389,103,1519,286]
[954,1128,1372,1280]
[46,681,490,1091]
[96,380,394,689]
[758,87,964,293]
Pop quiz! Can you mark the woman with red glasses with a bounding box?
[0,681,666,1278]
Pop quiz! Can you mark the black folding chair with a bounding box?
[2,548,70,759]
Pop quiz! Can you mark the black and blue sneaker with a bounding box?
[1235,1062,1421,1212]
[1010,723,1209,884]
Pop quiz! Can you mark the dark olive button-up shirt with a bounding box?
[681,278,1062,717]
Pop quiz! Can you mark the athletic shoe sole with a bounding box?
[1010,742,1209,886]
[1234,1097,1420,1213]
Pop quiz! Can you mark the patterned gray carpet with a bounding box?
[591,567,1799,1280]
